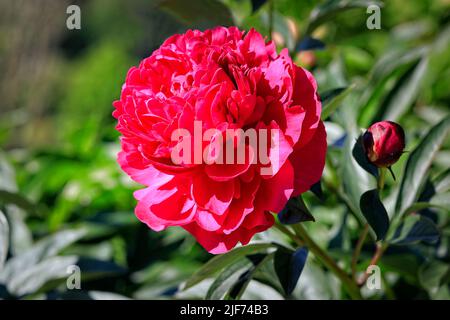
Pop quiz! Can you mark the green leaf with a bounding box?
[227,253,272,300]
[274,246,308,296]
[206,259,252,300]
[0,210,8,271]
[360,189,390,241]
[159,0,234,26]
[306,0,383,34]
[389,214,440,245]
[321,85,354,120]
[352,134,378,178]
[379,57,429,122]
[7,255,78,297]
[296,37,326,51]
[433,168,450,194]
[341,130,377,228]
[396,116,450,215]
[278,196,315,224]
[419,260,449,298]
[77,257,126,281]
[251,0,267,13]
[0,228,86,283]
[183,243,275,290]
[0,190,36,213]
[0,151,17,192]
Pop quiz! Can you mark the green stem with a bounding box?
[357,242,388,286]
[292,223,362,300]
[377,167,386,192]
[273,222,304,246]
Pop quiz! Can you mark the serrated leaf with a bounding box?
[396,116,450,215]
[274,247,308,296]
[278,196,314,224]
[390,214,440,245]
[360,189,389,241]
[183,243,274,290]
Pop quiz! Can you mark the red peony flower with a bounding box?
[113,27,327,254]
[363,121,405,168]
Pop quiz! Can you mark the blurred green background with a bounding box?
[0,0,449,300]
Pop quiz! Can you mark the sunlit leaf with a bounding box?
[396,116,450,215]
[183,243,275,290]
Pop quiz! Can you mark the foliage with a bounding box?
[0,0,449,300]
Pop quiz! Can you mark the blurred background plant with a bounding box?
[0,0,449,300]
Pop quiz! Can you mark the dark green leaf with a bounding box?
[296,36,325,51]
[206,259,252,300]
[278,196,315,224]
[227,254,271,300]
[360,189,389,241]
[321,85,354,120]
[274,246,308,295]
[379,58,428,122]
[396,116,450,215]
[352,134,379,178]
[390,214,440,245]
[183,243,275,290]
[0,190,35,213]
[251,0,267,13]
[310,180,324,201]
[77,258,126,280]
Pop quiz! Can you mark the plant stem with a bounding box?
[292,223,362,300]
[357,242,387,286]
[377,167,386,191]
[273,222,304,246]
[351,223,369,280]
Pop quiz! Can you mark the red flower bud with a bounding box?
[363,121,405,168]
